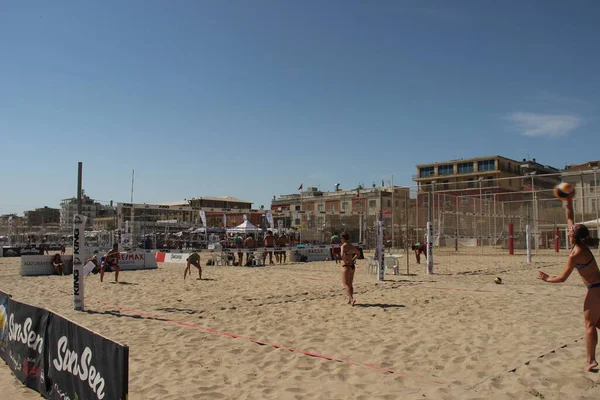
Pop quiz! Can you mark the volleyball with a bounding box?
[494,277,503,285]
[553,182,574,200]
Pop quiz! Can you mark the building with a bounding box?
[413,156,560,201]
[562,160,600,222]
[188,196,258,227]
[115,196,260,246]
[59,191,115,231]
[24,206,60,227]
[92,217,116,232]
[0,214,22,236]
[412,155,564,249]
[270,185,411,246]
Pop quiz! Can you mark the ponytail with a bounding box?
[581,236,600,248]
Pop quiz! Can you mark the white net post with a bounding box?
[526,224,532,263]
[426,222,434,274]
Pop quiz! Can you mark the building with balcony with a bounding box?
[562,160,600,222]
[59,191,116,231]
[413,156,561,203]
[271,186,412,246]
[24,206,60,228]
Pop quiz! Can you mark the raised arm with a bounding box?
[565,196,575,231]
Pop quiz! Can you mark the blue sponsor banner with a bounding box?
[0,290,129,400]
[0,291,49,395]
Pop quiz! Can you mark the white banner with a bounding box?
[222,214,227,228]
[21,255,73,276]
[290,247,328,262]
[115,250,158,270]
[278,220,283,235]
[73,214,86,311]
[200,211,207,227]
[267,213,274,230]
[243,214,247,222]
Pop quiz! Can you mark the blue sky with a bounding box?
[1,0,599,215]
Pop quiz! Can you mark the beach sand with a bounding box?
[2,249,600,399]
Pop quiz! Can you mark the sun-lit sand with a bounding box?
[2,248,600,399]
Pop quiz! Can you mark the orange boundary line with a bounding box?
[76,293,448,385]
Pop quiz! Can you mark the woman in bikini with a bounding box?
[538,194,600,371]
[341,232,360,306]
[184,250,202,280]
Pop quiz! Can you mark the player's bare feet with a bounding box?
[586,360,598,371]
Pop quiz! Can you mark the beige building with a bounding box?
[562,160,600,221]
[413,155,560,204]
[271,186,411,246]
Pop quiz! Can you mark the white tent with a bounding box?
[228,220,261,233]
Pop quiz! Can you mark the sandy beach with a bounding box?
[2,249,600,399]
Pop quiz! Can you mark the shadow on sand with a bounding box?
[354,303,406,309]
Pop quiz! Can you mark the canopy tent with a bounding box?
[227,220,261,233]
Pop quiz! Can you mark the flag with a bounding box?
[298,183,303,191]
[356,187,360,198]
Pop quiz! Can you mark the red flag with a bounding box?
[298,183,303,191]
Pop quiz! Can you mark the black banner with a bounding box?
[45,313,128,400]
[0,290,128,400]
[2,247,44,257]
[0,291,49,395]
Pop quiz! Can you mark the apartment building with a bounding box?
[413,155,561,205]
[562,160,600,220]
[23,206,60,227]
[271,185,411,244]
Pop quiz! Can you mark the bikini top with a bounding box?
[573,246,596,270]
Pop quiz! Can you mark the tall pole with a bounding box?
[73,162,85,311]
[130,169,135,249]
[580,173,585,223]
[391,174,395,250]
[299,190,303,244]
[594,167,599,257]
[405,190,409,275]
[479,178,483,254]
[77,162,83,214]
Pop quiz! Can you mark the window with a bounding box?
[438,164,453,175]
[442,181,449,190]
[330,204,335,212]
[486,191,493,201]
[457,162,474,174]
[445,194,451,204]
[369,200,377,208]
[317,204,324,212]
[317,216,324,226]
[342,202,349,211]
[478,159,495,172]
[295,205,301,211]
[487,176,494,187]
[420,166,434,177]
[467,179,474,188]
